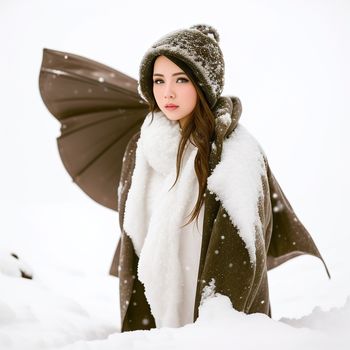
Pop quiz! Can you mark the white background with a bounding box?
[0,0,349,348]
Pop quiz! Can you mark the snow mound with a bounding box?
[58,292,350,350]
[0,271,117,350]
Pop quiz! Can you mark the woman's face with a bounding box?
[152,55,198,129]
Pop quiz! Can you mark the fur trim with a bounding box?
[207,124,267,264]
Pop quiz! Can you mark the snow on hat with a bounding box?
[138,24,225,109]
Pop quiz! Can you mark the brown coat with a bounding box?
[109,96,330,332]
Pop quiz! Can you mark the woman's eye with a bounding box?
[153,78,188,84]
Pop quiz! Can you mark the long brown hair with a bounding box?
[145,55,216,230]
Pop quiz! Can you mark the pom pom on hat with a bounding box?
[189,24,220,43]
[138,24,225,109]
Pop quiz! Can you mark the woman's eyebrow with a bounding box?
[153,72,186,77]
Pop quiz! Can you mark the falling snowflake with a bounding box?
[142,318,150,325]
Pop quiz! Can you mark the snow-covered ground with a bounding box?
[1,244,349,350]
[1,0,350,349]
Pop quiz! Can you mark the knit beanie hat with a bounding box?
[138,24,225,109]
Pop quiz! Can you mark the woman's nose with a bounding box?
[164,84,175,99]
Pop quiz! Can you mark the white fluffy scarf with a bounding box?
[123,110,203,328]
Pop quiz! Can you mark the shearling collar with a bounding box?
[125,94,267,269]
[138,95,267,266]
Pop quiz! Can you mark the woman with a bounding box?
[109,24,330,332]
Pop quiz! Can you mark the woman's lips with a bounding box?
[165,105,179,111]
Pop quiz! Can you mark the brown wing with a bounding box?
[39,48,148,210]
